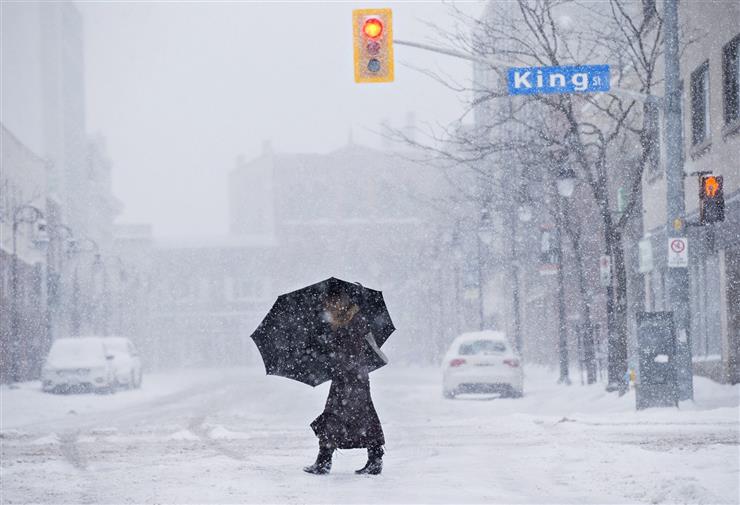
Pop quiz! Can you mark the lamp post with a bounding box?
[67,237,99,336]
[477,209,494,330]
[10,205,46,382]
[95,254,127,335]
[449,227,463,335]
[44,223,74,357]
[512,202,533,355]
[555,167,576,385]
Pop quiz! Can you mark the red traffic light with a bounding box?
[353,9,394,83]
[363,18,383,39]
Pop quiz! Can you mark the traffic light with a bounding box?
[699,175,724,224]
[353,9,394,83]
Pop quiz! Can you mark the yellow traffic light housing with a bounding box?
[353,9,394,83]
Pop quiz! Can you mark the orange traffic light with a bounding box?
[353,9,394,83]
[703,176,720,198]
[699,175,724,224]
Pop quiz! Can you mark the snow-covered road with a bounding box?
[2,366,738,504]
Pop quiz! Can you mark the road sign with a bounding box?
[599,255,612,286]
[667,237,688,268]
[638,236,654,273]
[507,64,610,95]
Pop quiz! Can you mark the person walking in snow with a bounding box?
[303,285,386,475]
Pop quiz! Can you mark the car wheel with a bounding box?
[104,380,117,394]
[509,387,523,398]
[443,389,456,399]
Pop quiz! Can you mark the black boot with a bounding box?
[355,446,383,475]
[303,445,334,475]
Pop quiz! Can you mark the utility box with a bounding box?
[635,312,679,410]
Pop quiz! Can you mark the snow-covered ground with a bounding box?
[1,365,738,504]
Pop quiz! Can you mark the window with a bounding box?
[723,35,740,125]
[458,340,507,355]
[691,61,711,145]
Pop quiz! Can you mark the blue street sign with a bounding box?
[507,64,610,95]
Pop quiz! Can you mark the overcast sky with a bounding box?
[79,1,481,238]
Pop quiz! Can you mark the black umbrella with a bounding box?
[250,277,395,386]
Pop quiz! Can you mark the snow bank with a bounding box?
[0,368,236,431]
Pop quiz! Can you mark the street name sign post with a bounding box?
[507,64,610,95]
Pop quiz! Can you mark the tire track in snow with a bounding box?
[188,415,248,461]
[59,431,87,471]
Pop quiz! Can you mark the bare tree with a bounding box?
[389,0,701,390]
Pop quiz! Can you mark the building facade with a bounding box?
[229,142,453,364]
[640,2,739,383]
[147,237,276,369]
[1,2,122,381]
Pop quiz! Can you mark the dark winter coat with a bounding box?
[310,312,385,449]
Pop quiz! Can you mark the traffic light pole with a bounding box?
[663,0,693,401]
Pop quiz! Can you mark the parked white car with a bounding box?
[442,331,523,399]
[103,337,143,389]
[42,337,116,393]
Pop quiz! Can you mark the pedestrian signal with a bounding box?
[699,175,724,224]
[353,9,394,83]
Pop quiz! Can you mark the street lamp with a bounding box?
[67,237,99,336]
[477,209,495,245]
[45,223,74,351]
[9,205,46,382]
[477,209,494,329]
[448,227,463,334]
[554,168,576,385]
[94,254,127,335]
[451,230,463,260]
[518,204,533,223]
[556,167,577,198]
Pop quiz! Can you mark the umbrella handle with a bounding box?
[365,332,389,364]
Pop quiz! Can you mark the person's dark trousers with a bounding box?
[303,442,334,475]
[355,445,383,475]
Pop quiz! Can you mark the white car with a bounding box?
[442,331,523,399]
[42,337,116,393]
[103,337,143,389]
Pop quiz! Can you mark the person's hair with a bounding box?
[325,284,354,310]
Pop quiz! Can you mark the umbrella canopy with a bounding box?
[250,277,395,387]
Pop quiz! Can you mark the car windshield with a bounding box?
[458,340,507,356]
[47,339,105,364]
